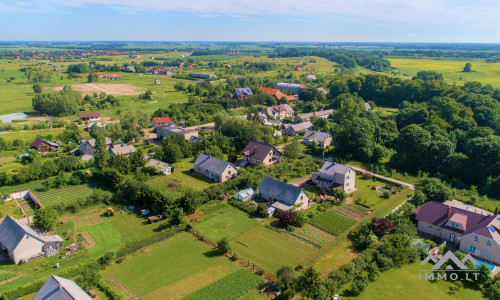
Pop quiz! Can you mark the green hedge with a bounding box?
[97,280,124,300]
[116,224,187,258]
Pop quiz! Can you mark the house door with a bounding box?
[450,233,455,242]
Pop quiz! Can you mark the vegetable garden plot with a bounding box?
[309,211,356,236]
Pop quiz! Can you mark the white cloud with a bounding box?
[408,33,417,37]
[1,0,499,29]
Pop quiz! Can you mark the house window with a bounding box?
[469,245,476,252]
[487,239,492,246]
[474,236,480,242]
[436,228,440,231]
[346,183,349,187]
[346,176,350,180]
[428,225,433,229]
[451,222,459,228]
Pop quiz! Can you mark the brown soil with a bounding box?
[80,231,96,249]
[53,83,143,96]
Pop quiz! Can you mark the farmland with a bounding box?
[192,204,259,242]
[184,269,264,300]
[232,225,316,273]
[103,232,242,298]
[389,58,500,89]
[35,184,97,207]
[309,211,356,236]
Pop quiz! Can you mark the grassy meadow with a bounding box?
[389,58,500,89]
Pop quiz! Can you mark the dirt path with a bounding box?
[108,278,141,300]
[289,176,312,187]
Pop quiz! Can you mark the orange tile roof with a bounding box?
[258,87,280,95]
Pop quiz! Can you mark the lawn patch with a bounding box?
[184,269,264,300]
[192,205,259,242]
[79,221,123,256]
[309,211,356,236]
[232,226,316,273]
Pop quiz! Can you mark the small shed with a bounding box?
[141,209,150,216]
[234,188,255,202]
[267,206,276,217]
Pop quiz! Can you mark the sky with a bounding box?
[0,0,499,43]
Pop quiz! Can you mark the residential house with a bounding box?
[78,112,100,122]
[110,144,136,156]
[274,92,297,103]
[156,125,199,141]
[275,83,308,94]
[364,102,372,111]
[34,275,91,300]
[233,88,253,98]
[0,216,64,264]
[146,159,174,175]
[317,87,329,96]
[303,130,333,147]
[109,75,123,80]
[266,104,294,120]
[193,154,238,183]
[77,137,113,158]
[32,138,59,153]
[305,74,316,80]
[189,73,217,79]
[258,87,281,96]
[294,66,302,71]
[258,177,310,213]
[312,162,356,193]
[282,121,313,136]
[152,116,173,127]
[241,141,281,167]
[416,201,500,265]
[234,188,255,202]
[296,109,333,121]
[158,69,172,75]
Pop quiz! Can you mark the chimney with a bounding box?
[254,147,258,153]
[447,206,452,219]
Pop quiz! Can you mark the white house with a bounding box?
[0,216,63,264]
[312,162,356,193]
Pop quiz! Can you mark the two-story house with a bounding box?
[241,141,281,167]
[266,104,294,120]
[312,162,356,193]
[416,201,500,265]
[193,154,238,183]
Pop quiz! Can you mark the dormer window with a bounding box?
[451,222,460,229]
[474,236,480,242]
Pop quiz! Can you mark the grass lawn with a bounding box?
[232,225,317,273]
[35,184,98,207]
[103,232,241,298]
[0,200,25,219]
[313,238,359,276]
[389,58,500,89]
[351,262,486,300]
[239,289,268,300]
[192,205,259,243]
[148,157,213,192]
[353,175,392,209]
[79,221,124,256]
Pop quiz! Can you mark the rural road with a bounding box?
[290,176,312,187]
[312,157,416,190]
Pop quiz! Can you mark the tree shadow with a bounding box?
[203,250,220,258]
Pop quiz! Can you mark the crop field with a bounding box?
[104,233,241,299]
[291,223,335,246]
[35,184,97,207]
[232,225,316,273]
[184,269,264,300]
[192,205,259,242]
[309,211,356,236]
[389,58,500,89]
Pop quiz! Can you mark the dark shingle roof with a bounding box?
[318,161,353,176]
[194,154,236,175]
[241,141,279,161]
[258,177,308,206]
[34,275,92,300]
[303,130,332,143]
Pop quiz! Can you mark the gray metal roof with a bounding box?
[147,159,173,170]
[34,275,92,300]
[0,215,42,253]
[318,162,353,176]
[194,154,236,175]
[233,88,253,97]
[303,130,332,142]
[258,177,308,206]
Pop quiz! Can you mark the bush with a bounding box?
[382,191,391,199]
[287,225,296,232]
[217,237,231,254]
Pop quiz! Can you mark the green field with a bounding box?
[0,200,25,219]
[351,262,485,300]
[389,58,500,89]
[309,211,356,236]
[184,269,264,300]
[79,221,124,256]
[104,232,241,298]
[232,225,316,273]
[192,204,259,242]
[35,184,97,207]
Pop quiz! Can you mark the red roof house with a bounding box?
[152,117,173,127]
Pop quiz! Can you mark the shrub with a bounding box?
[287,225,296,232]
[217,237,231,254]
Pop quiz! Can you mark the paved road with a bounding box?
[290,176,312,187]
[312,157,416,190]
